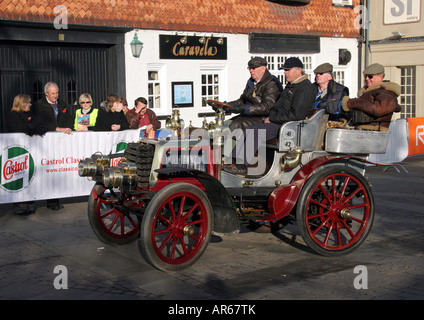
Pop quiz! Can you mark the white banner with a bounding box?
[0,129,141,204]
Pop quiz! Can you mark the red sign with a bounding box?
[407,117,424,155]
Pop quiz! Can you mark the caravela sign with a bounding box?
[159,35,227,60]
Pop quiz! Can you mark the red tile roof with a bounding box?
[0,0,361,38]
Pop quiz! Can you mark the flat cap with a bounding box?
[248,57,267,69]
[363,63,385,75]
[279,57,304,70]
[314,63,333,74]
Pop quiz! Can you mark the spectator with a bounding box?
[33,81,73,210]
[126,97,161,137]
[224,57,315,176]
[5,94,47,137]
[312,63,350,120]
[223,57,282,131]
[33,82,72,135]
[342,63,401,130]
[5,94,47,215]
[121,97,129,114]
[93,95,130,131]
[74,93,99,131]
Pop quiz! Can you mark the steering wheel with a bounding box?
[205,100,233,110]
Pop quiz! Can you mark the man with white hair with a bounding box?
[33,81,73,134]
[312,62,349,120]
[33,81,73,210]
[224,56,283,131]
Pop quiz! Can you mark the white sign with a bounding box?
[384,0,421,24]
[0,129,142,203]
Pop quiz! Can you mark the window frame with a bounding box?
[147,63,167,115]
[200,64,227,109]
[399,66,416,119]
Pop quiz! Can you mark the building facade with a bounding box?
[0,0,362,129]
[364,0,423,119]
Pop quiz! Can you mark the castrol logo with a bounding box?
[110,141,127,166]
[3,155,29,181]
[1,146,35,192]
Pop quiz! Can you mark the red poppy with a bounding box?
[62,108,67,113]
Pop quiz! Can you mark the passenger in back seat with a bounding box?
[312,63,350,121]
[342,63,401,130]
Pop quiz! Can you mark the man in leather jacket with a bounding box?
[312,63,350,120]
[225,57,282,131]
[342,63,401,130]
[225,57,315,176]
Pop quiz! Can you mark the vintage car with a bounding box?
[78,102,391,271]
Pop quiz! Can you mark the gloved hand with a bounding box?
[223,104,248,114]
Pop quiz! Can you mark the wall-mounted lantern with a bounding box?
[130,32,143,58]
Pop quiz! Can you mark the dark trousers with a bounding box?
[232,122,281,166]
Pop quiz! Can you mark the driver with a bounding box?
[224,57,282,131]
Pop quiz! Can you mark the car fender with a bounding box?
[155,167,240,234]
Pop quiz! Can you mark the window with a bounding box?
[201,73,220,106]
[148,71,161,109]
[399,66,416,118]
[67,79,77,105]
[261,55,314,84]
[32,80,44,103]
[333,70,345,86]
[200,66,226,107]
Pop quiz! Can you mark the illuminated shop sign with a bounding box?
[159,35,227,60]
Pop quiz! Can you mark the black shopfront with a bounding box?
[0,21,128,132]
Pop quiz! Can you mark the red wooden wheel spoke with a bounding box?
[106,211,119,231]
[340,220,356,238]
[335,222,342,247]
[100,210,114,219]
[158,232,173,252]
[187,217,204,225]
[154,225,172,236]
[348,202,367,211]
[127,215,139,229]
[179,236,189,255]
[183,203,199,220]
[323,221,334,246]
[318,184,332,204]
[331,176,337,199]
[312,217,330,236]
[167,201,176,220]
[157,212,172,225]
[308,211,329,221]
[177,196,186,219]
